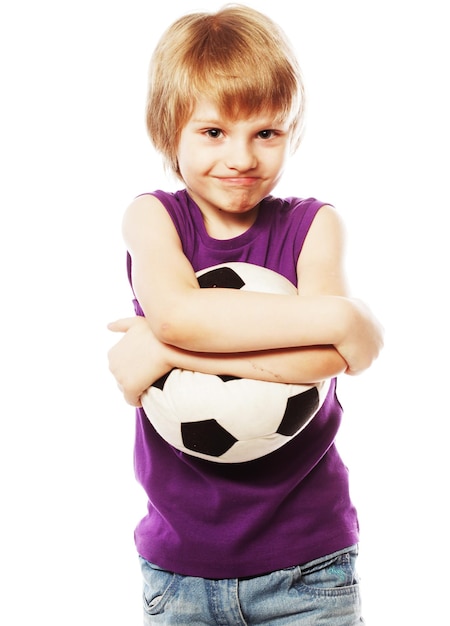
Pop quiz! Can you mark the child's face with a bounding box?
[177,99,292,225]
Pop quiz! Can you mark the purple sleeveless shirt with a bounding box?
[128,189,358,578]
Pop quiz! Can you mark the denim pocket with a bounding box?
[139,557,179,615]
[299,547,360,597]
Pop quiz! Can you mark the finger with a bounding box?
[107,317,137,332]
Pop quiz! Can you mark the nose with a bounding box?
[225,139,257,172]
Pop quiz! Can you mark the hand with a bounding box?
[335,299,384,376]
[107,316,171,407]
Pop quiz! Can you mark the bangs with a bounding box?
[183,17,300,122]
[189,65,298,123]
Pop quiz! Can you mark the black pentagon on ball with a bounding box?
[152,369,173,391]
[197,266,245,290]
[277,387,320,436]
[181,419,238,457]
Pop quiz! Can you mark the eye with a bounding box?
[257,129,276,139]
[205,128,223,138]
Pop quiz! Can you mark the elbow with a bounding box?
[298,346,347,382]
[321,347,348,378]
[156,322,184,347]
[143,287,205,349]
[153,308,197,349]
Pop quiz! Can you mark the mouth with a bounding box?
[216,176,260,187]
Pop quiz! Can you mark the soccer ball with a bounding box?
[141,263,329,463]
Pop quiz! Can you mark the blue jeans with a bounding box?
[139,545,364,625]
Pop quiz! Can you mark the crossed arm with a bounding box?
[108,195,383,406]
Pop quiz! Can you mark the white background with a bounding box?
[1,1,448,624]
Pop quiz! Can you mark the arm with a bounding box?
[108,316,346,406]
[108,203,376,406]
[124,195,383,371]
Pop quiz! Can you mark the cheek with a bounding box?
[278,144,291,170]
[178,147,213,179]
[176,143,193,178]
[176,133,191,170]
[177,154,205,185]
[264,148,288,174]
[178,152,196,175]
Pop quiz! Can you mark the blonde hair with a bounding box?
[146,4,305,178]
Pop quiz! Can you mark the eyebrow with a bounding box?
[189,116,286,127]
[189,117,223,125]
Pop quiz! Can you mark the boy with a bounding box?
[108,5,383,624]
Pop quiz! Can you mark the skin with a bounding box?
[108,100,383,406]
[177,100,289,236]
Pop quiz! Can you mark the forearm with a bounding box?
[164,342,347,384]
[148,288,382,375]
[151,289,353,353]
[108,316,346,407]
